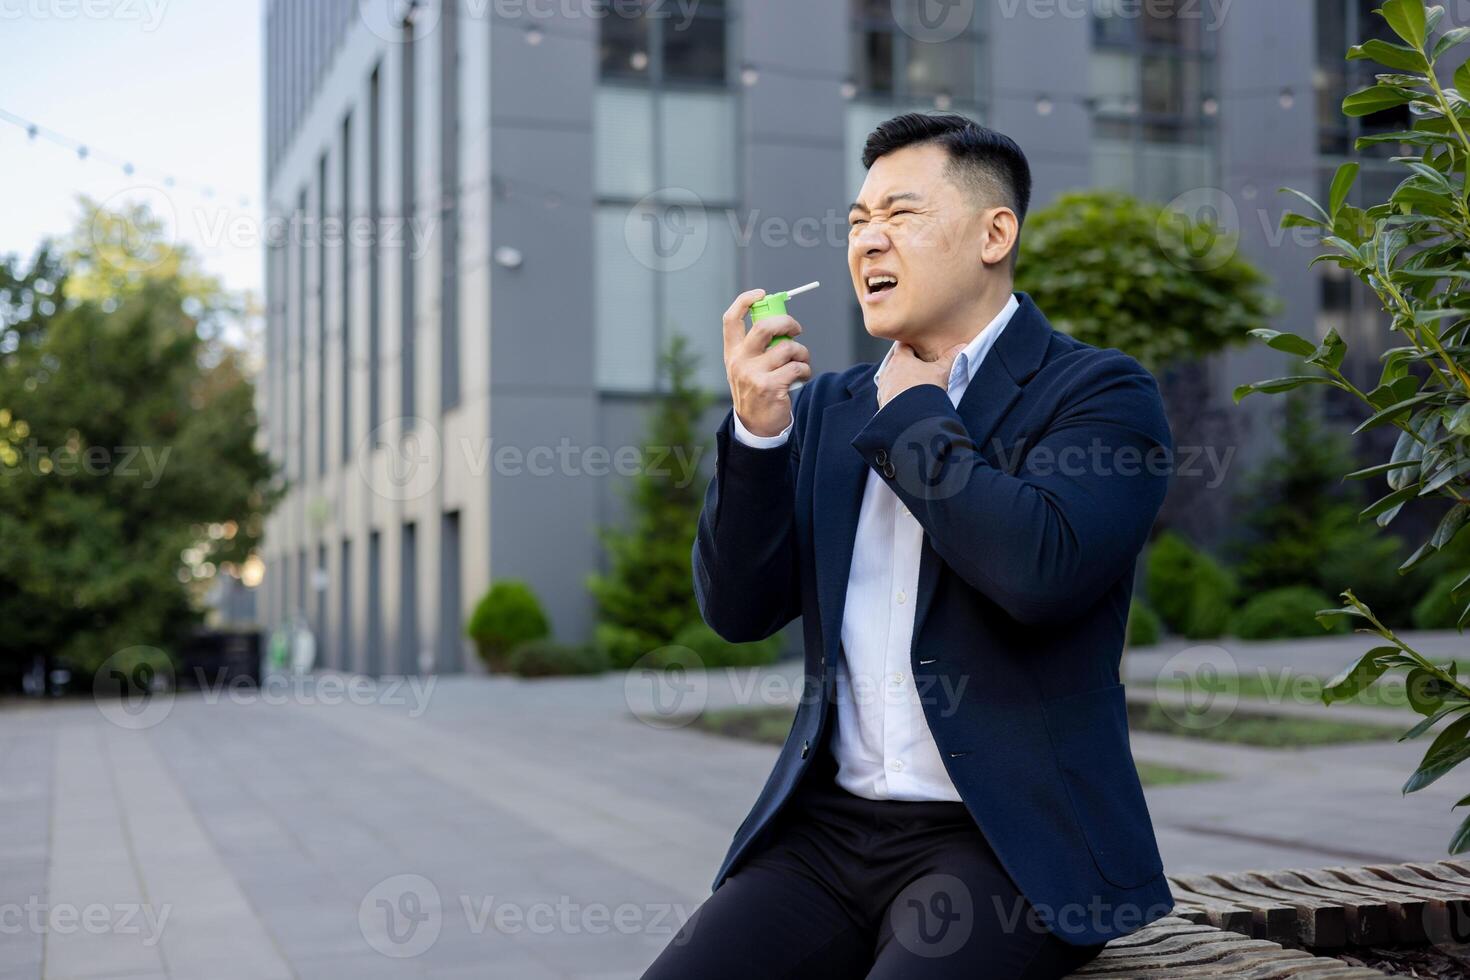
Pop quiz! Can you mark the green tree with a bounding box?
[1234,0,1470,853]
[0,202,277,680]
[1017,189,1276,372]
[1227,387,1411,620]
[587,334,712,668]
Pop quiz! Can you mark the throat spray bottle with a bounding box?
[749,281,819,392]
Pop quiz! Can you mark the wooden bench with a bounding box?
[1071,858,1470,977]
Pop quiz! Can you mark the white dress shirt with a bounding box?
[732,293,1020,800]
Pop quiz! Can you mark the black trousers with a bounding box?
[643,746,1108,979]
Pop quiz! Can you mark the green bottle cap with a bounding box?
[749,281,818,349]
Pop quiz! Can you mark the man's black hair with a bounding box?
[861,112,1032,264]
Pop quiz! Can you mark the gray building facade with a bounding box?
[259,0,1373,673]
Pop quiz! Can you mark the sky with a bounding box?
[0,0,263,304]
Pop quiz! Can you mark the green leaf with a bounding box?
[1344,84,1417,115]
[1307,328,1347,371]
[1433,505,1470,552]
[1401,538,1437,572]
[1344,458,1421,480]
[1401,701,1470,739]
[1458,57,1470,95]
[1280,210,1328,230]
[1450,811,1470,854]
[1353,391,1440,433]
[1424,461,1470,497]
[1232,376,1338,402]
[1451,402,1470,435]
[1381,0,1428,49]
[1247,328,1317,357]
[1278,187,1330,223]
[1434,26,1470,61]
[1330,162,1362,217]
[1349,37,1430,70]
[1323,645,1397,704]
[1362,483,1420,525]
[1403,732,1470,793]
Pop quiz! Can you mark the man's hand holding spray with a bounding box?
[722,282,819,439]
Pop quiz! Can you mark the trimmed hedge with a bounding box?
[506,640,611,677]
[465,580,550,672]
[1229,586,1346,640]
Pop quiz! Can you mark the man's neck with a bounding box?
[908,287,1014,362]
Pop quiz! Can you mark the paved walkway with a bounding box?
[0,633,1465,979]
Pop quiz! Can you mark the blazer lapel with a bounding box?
[813,293,1055,667]
[814,379,877,667]
[909,292,1054,639]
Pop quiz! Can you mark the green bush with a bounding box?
[668,621,784,669]
[1017,189,1274,373]
[1227,388,1414,622]
[465,580,550,671]
[1413,573,1468,631]
[1127,600,1161,648]
[587,335,711,669]
[594,622,663,670]
[506,640,610,678]
[1144,530,1237,639]
[1229,586,1347,640]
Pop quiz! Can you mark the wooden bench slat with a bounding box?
[1237,870,1394,947]
[1164,883,1257,934]
[1203,871,1350,947]
[1168,873,1307,943]
[1286,867,1430,944]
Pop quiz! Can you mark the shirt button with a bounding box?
[889,759,904,772]
[891,673,904,685]
[898,504,909,517]
[896,590,906,605]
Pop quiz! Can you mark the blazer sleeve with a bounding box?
[850,351,1172,627]
[691,386,808,643]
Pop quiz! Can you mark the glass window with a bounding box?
[905,38,976,99]
[1090,51,1135,107]
[663,14,726,83]
[596,4,734,392]
[595,87,655,199]
[851,29,895,96]
[599,4,650,80]
[595,204,658,390]
[659,90,736,201]
[1088,6,1217,200]
[664,214,736,392]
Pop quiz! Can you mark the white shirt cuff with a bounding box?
[732,409,793,448]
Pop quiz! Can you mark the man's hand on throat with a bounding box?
[876,341,967,410]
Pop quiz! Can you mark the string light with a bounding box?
[0,106,253,208]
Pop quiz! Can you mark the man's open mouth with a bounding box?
[865,275,898,295]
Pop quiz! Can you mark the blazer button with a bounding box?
[875,448,888,466]
[882,461,896,479]
[801,739,810,759]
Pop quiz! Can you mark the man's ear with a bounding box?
[980,207,1019,268]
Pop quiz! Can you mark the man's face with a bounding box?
[848,143,1004,344]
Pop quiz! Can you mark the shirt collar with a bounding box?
[872,292,1021,390]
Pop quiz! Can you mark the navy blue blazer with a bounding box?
[691,292,1176,947]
